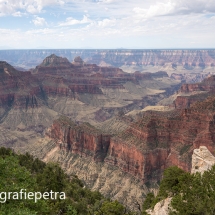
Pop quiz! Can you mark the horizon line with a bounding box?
[0,48,215,50]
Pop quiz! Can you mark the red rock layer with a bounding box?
[47,117,110,162]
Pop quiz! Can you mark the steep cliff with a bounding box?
[47,116,110,162]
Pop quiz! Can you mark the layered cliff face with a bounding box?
[0,60,60,131]
[179,75,215,93]
[47,116,110,162]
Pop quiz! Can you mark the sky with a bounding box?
[0,0,215,49]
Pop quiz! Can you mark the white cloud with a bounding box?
[96,0,116,3]
[1,0,215,17]
[32,17,47,26]
[97,18,116,27]
[0,0,65,16]
[12,11,26,17]
[59,15,91,26]
[133,2,175,19]
[132,0,215,20]
[0,0,215,48]
[26,28,55,35]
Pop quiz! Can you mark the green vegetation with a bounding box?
[142,193,155,212]
[0,147,133,215]
[179,144,192,155]
[142,165,215,215]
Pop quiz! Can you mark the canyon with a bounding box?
[30,92,215,212]
[1,52,215,212]
[0,54,181,129]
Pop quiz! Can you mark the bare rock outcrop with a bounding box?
[146,197,172,215]
[191,146,215,174]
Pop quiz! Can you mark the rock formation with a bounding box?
[72,56,84,66]
[191,146,215,174]
[146,198,172,215]
[47,116,110,162]
[0,61,43,111]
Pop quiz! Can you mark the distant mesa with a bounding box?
[40,54,71,67]
[72,56,84,66]
[39,54,85,67]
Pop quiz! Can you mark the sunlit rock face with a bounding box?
[191,146,215,174]
[147,197,172,215]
